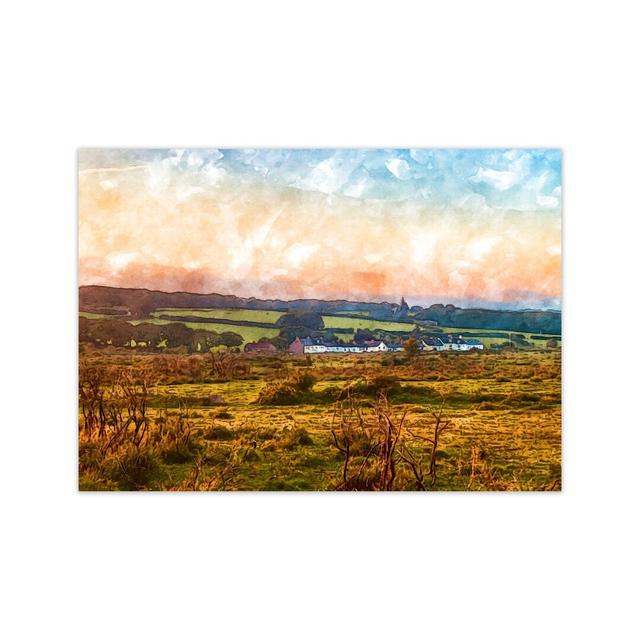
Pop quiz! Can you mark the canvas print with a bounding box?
[79,148,561,491]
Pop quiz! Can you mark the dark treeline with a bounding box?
[413,305,561,335]
[79,317,243,351]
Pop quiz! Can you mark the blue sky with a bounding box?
[80,148,561,213]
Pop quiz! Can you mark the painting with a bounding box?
[78,148,561,491]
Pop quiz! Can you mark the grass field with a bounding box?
[152,308,285,323]
[79,311,119,320]
[129,318,280,343]
[321,315,416,332]
[79,348,561,491]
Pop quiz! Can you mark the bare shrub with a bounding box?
[330,389,452,491]
[208,351,250,381]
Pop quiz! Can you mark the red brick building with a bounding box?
[244,341,277,354]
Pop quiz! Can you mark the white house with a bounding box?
[291,337,391,354]
[421,335,484,351]
[441,335,484,351]
[420,337,445,351]
[363,340,389,352]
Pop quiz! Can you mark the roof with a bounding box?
[244,341,276,352]
[442,335,467,344]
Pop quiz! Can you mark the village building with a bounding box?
[362,339,389,352]
[288,337,328,354]
[244,341,278,354]
[439,335,484,351]
[420,336,445,351]
[420,335,484,351]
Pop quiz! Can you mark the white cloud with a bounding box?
[471,167,521,190]
[385,158,411,180]
[343,175,376,199]
[537,195,560,208]
[469,236,499,261]
[176,186,205,203]
[409,149,431,165]
[294,155,359,194]
[202,163,227,184]
[285,243,318,268]
[471,152,531,191]
[108,252,137,270]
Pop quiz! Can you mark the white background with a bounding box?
[1,1,638,638]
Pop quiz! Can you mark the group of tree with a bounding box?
[413,304,561,335]
[79,317,242,352]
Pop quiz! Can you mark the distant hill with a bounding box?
[79,285,561,335]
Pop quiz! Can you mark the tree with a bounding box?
[276,312,324,331]
[403,336,420,358]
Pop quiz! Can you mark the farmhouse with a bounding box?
[362,340,389,352]
[440,335,484,351]
[420,336,484,351]
[420,337,445,351]
[244,341,278,354]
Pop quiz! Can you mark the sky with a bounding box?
[78,148,562,310]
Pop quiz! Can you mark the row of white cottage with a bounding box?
[289,335,484,354]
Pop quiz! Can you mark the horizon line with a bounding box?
[78,284,561,313]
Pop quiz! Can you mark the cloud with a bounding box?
[471,154,530,191]
[385,157,411,180]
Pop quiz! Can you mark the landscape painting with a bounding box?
[79,148,562,491]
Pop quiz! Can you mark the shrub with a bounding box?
[78,441,102,472]
[262,427,314,451]
[357,374,401,397]
[160,441,200,464]
[257,372,316,405]
[107,447,166,490]
[203,425,236,441]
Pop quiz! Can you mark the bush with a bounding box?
[203,425,236,441]
[257,373,316,405]
[78,441,102,472]
[107,447,166,490]
[357,374,401,397]
[160,441,200,464]
[262,427,314,451]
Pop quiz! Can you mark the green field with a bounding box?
[129,318,280,343]
[321,315,416,332]
[152,308,285,323]
[79,311,119,320]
